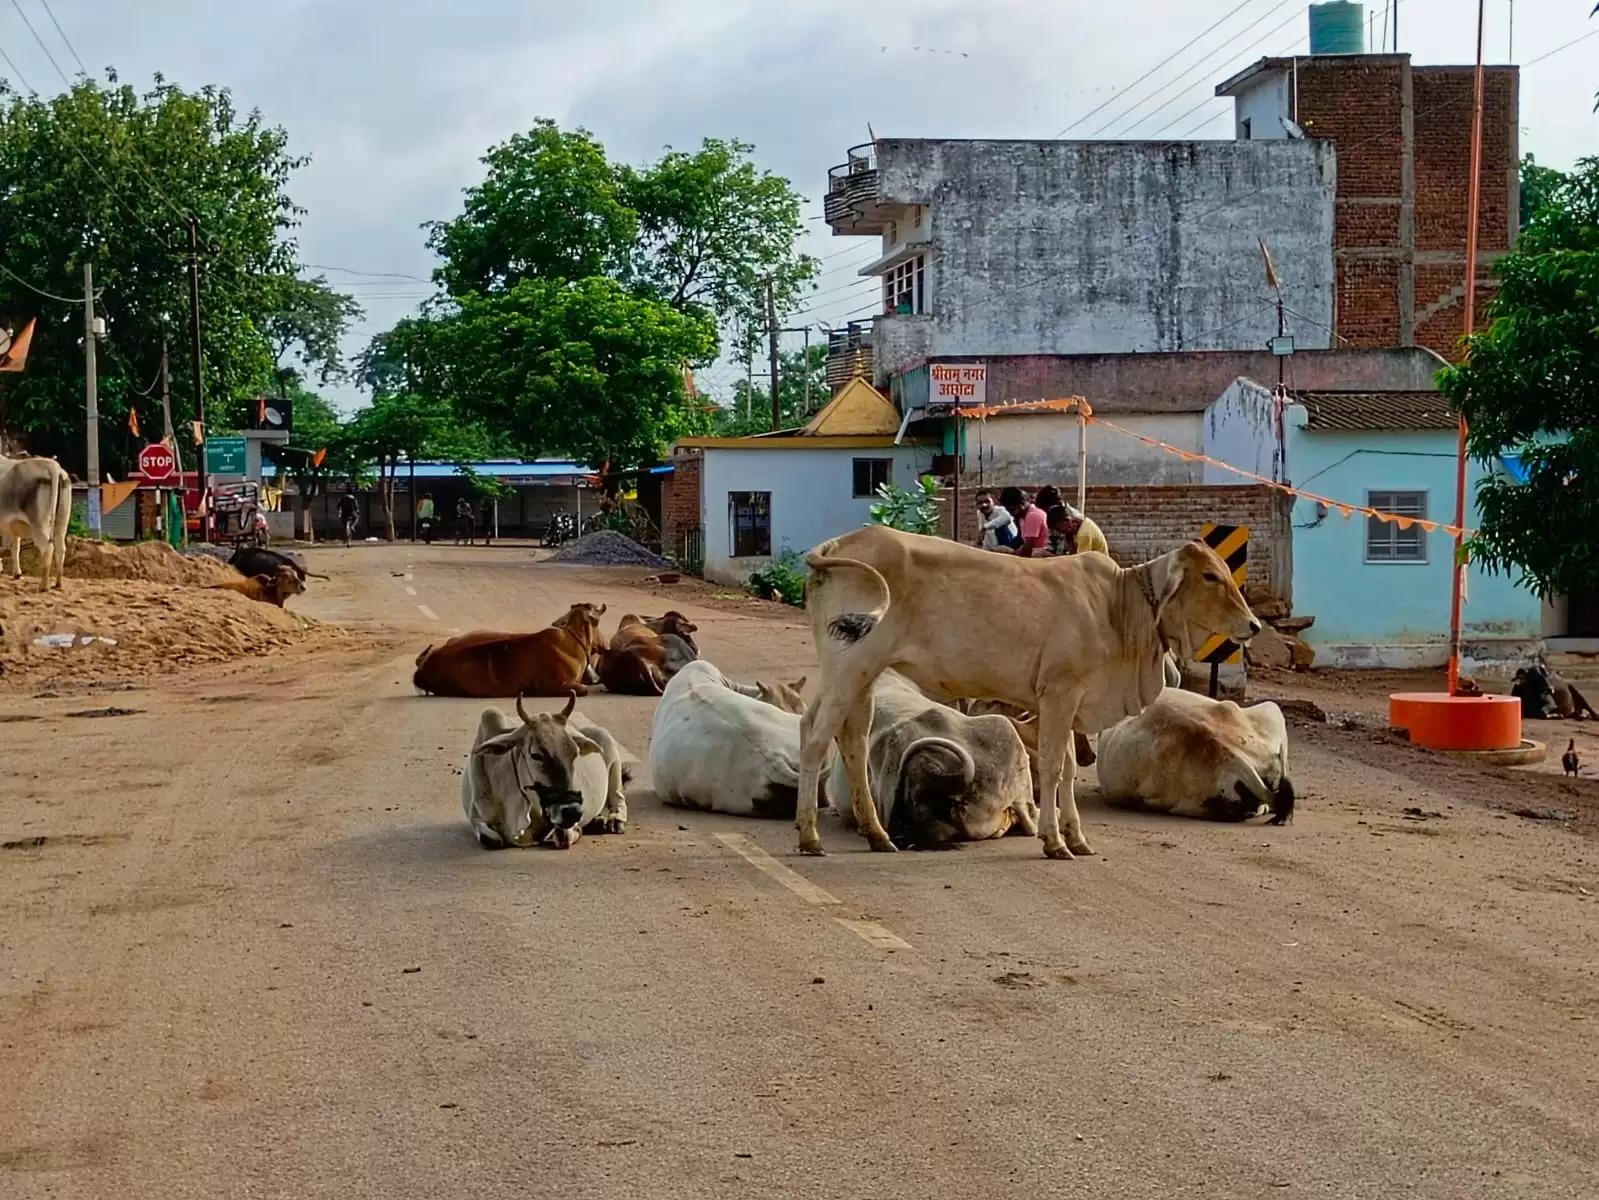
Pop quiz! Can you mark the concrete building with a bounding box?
[664,380,938,586]
[1202,381,1544,669]
[825,137,1336,382]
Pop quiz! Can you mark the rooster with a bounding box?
[1562,739,1580,778]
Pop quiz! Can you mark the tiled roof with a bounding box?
[1296,390,1459,432]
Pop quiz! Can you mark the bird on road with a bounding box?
[1562,738,1579,778]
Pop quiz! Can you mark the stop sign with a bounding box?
[138,442,177,483]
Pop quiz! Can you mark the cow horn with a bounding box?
[558,691,577,722]
[597,603,607,616]
[515,693,534,726]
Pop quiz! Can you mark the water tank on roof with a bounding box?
[1308,2,1365,55]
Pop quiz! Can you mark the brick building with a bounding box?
[1215,53,1517,359]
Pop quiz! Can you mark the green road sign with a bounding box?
[205,436,247,475]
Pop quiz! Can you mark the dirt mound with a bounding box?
[18,538,236,586]
[0,577,357,686]
[548,530,672,568]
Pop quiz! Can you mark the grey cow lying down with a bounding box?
[1094,687,1295,824]
[462,693,630,849]
[828,670,1037,849]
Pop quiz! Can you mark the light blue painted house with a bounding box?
[1205,379,1552,669]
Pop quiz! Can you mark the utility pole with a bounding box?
[185,216,208,538]
[765,277,780,432]
[802,327,812,418]
[159,338,174,442]
[83,263,100,535]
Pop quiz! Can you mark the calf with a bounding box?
[1512,664,1597,720]
[414,602,606,698]
[208,564,306,607]
[1095,687,1295,823]
[462,693,629,849]
[829,670,1037,849]
[650,660,815,818]
[0,451,71,591]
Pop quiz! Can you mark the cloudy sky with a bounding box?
[11,0,1598,412]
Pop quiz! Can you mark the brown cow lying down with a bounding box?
[597,610,700,695]
[208,564,306,607]
[413,602,607,698]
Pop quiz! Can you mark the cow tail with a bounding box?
[804,541,890,645]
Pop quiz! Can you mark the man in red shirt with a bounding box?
[1000,486,1049,557]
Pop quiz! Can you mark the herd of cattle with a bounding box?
[427,526,1296,858]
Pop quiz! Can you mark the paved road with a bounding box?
[3,544,1597,1198]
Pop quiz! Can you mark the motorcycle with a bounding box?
[542,510,576,547]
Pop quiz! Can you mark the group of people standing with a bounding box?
[972,485,1108,559]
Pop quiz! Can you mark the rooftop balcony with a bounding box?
[824,144,899,235]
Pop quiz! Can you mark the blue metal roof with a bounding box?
[265,458,588,482]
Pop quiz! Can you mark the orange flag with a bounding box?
[0,317,36,372]
[128,408,140,439]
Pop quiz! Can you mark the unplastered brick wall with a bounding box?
[939,482,1292,606]
[662,451,702,561]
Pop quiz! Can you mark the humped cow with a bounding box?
[208,564,306,607]
[649,659,815,818]
[827,670,1036,849]
[229,546,328,583]
[597,611,700,695]
[797,526,1260,859]
[1094,687,1295,823]
[0,450,71,591]
[462,692,629,849]
[413,602,606,698]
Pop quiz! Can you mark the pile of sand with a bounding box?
[0,577,354,686]
[18,537,237,586]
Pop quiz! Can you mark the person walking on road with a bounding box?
[454,496,475,546]
[337,493,359,547]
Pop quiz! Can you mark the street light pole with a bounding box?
[83,262,100,535]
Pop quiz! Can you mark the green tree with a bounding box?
[345,390,455,540]
[1519,154,1570,231]
[624,137,817,350]
[425,120,636,296]
[715,343,829,435]
[0,72,308,472]
[428,276,716,471]
[1438,157,1599,598]
[267,276,363,387]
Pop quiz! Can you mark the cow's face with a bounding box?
[1158,541,1260,654]
[273,565,306,600]
[513,693,601,838]
[755,676,807,714]
[656,610,698,637]
[554,603,606,654]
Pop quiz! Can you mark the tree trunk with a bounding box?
[381,458,397,542]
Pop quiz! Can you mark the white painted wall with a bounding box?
[700,444,937,585]
[969,411,1202,486]
[1232,70,1291,140]
[1202,379,1281,483]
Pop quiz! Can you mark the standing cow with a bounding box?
[796,526,1259,860]
[0,451,71,591]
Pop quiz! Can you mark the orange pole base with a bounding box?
[1388,693,1522,752]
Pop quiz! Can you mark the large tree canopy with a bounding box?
[0,73,341,474]
[428,276,716,469]
[1439,156,1599,598]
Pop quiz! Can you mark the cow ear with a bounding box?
[789,676,807,693]
[474,732,520,756]
[597,603,607,616]
[572,734,602,757]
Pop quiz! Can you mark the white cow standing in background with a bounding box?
[0,451,71,591]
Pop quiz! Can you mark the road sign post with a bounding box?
[1195,523,1250,697]
[138,442,178,484]
[204,436,247,476]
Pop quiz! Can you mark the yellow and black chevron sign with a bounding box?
[1196,523,1249,665]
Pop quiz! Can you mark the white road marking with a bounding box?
[833,917,914,952]
[417,605,439,621]
[405,586,417,596]
[404,572,413,581]
[713,832,912,950]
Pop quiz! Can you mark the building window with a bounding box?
[1240,117,1252,140]
[1365,490,1428,563]
[729,491,771,558]
[852,457,891,498]
[883,254,926,315]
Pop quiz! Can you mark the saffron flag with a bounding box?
[0,317,36,372]
[128,408,140,439]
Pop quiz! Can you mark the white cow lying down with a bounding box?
[1095,687,1295,823]
[650,659,816,818]
[828,670,1037,848]
[462,693,629,849]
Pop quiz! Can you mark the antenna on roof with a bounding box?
[867,122,877,144]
